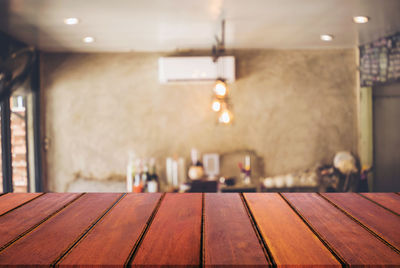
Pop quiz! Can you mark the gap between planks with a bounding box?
[278,193,348,266]
[240,193,275,266]
[358,193,400,217]
[124,193,166,266]
[52,193,127,266]
[200,193,205,267]
[318,193,400,255]
[0,193,85,253]
[4,193,398,267]
[0,193,45,217]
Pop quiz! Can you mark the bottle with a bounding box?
[127,160,133,192]
[133,159,143,193]
[243,155,251,185]
[147,158,159,193]
[126,151,135,192]
[141,160,149,192]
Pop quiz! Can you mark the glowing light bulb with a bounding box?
[320,34,334,41]
[214,80,227,97]
[353,16,369,24]
[219,110,231,124]
[212,100,221,112]
[64,18,79,25]
[83,36,95,43]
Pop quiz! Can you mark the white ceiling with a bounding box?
[0,0,399,52]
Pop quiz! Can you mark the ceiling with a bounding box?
[0,0,399,52]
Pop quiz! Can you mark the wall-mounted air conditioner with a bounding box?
[158,56,235,83]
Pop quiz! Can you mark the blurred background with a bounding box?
[0,0,399,193]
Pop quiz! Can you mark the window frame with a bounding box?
[30,53,43,192]
[1,98,13,192]
[1,36,43,193]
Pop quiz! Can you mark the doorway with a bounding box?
[373,82,400,191]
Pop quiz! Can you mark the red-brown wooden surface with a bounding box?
[322,193,400,251]
[283,193,400,266]
[59,193,161,266]
[0,193,42,215]
[0,193,122,266]
[204,193,269,266]
[244,193,340,267]
[0,193,81,250]
[131,193,202,267]
[0,193,399,267]
[361,192,400,214]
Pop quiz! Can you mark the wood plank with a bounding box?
[244,193,340,267]
[0,193,122,266]
[131,193,202,267]
[204,193,269,266]
[361,193,400,215]
[0,193,81,250]
[0,193,42,215]
[322,193,400,250]
[283,193,400,266]
[58,193,162,266]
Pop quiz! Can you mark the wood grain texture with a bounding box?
[0,193,42,215]
[0,193,81,250]
[0,193,122,266]
[283,193,400,266]
[361,193,400,215]
[131,193,202,267]
[322,193,400,251]
[59,193,162,266]
[244,193,340,267]
[204,193,269,267]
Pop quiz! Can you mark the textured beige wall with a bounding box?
[41,49,358,192]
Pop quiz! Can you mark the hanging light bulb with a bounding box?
[214,79,228,97]
[212,99,221,112]
[218,108,232,124]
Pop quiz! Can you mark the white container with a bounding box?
[147,181,158,193]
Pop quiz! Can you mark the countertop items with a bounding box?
[0,192,399,266]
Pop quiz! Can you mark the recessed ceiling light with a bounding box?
[83,36,95,43]
[64,17,79,25]
[353,16,369,24]
[320,34,334,41]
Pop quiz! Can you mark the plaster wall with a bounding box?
[41,49,358,192]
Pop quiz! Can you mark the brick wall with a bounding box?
[11,109,28,192]
[0,108,28,193]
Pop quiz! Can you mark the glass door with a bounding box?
[1,33,41,193]
[1,76,40,193]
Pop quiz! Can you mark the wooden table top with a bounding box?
[0,192,399,267]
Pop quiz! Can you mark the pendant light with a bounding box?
[211,99,221,112]
[210,19,233,124]
[214,79,228,97]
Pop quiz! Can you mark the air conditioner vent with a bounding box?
[158,56,235,83]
